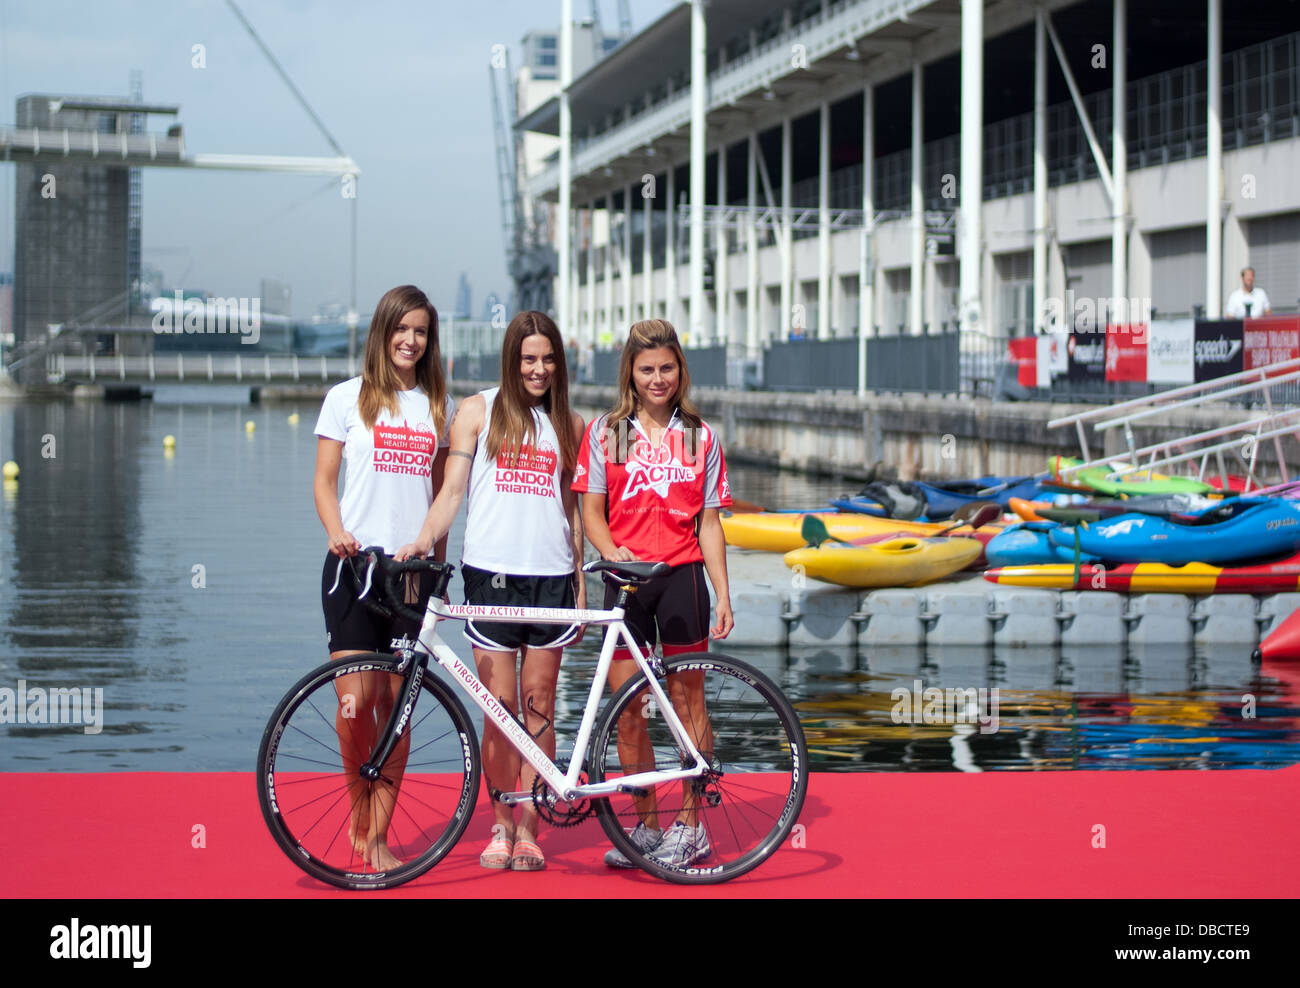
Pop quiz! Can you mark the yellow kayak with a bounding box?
[784,537,984,588]
[723,511,999,553]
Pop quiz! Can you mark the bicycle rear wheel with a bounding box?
[589,652,808,884]
[256,653,480,890]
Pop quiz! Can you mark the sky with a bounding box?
[0,0,675,320]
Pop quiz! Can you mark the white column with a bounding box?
[1034,11,1048,333]
[643,175,653,323]
[587,200,597,344]
[747,131,760,359]
[689,0,707,346]
[716,145,729,347]
[558,0,573,334]
[1111,0,1127,326]
[910,63,925,336]
[623,182,633,339]
[570,213,580,343]
[781,116,793,339]
[859,82,875,396]
[1207,0,1223,317]
[666,168,677,323]
[819,100,832,339]
[959,0,984,334]
[603,195,614,344]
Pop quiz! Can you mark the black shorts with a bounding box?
[321,552,432,656]
[604,561,710,657]
[461,564,580,652]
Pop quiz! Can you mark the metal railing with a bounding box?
[1048,358,1300,489]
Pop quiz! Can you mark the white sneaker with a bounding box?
[604,822,664,868]
[648,822,711,868]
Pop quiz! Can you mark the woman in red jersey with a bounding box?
[571,318,732,870]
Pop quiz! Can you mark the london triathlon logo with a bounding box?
[373,420,436,476]
[495,440,558,497]
[622,438,698,499]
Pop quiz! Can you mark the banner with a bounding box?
[1146,319,1195,384]
[1008,336,1037,388]
[1243,315,1300,371]
[1067,329,1106,383]
[1193,319,1244,382]
[1105,323,1148,382]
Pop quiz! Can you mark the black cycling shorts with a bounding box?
[321,552,432,656]
[604,561,710,657]
[461,564,580,653]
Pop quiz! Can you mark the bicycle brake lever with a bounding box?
[327,555,346,596]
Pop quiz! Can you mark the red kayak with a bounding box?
[984,548,1300,593]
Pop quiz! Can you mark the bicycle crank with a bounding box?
[531,767,593,828]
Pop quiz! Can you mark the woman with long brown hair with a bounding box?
[571,318,732,869]
[313,284,453,872]
[397,310,586,871]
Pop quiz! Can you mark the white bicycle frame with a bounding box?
[409,593,711,806]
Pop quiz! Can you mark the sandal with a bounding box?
[479,835,514,870]
[510,838,545,871]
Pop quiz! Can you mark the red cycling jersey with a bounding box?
[571,411,731,567]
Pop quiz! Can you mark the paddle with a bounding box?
[800,503,999,547]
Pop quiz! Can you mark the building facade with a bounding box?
[517,0,1300,382]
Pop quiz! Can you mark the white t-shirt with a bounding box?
[462,388,574,576]
[314,377,454,553]
[1225,287,1271,319]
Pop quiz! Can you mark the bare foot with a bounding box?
[365,837,404,871]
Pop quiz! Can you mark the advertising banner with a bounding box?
[1105,323,1148,382]
[1243,315,1300,371]
[1146,319,1195,384]
[1193,319,1244,382]
[1067,329,1106,383]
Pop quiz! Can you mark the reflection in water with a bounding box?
[1,396,1298,772]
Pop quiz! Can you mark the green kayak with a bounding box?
[1048,456,1213,496]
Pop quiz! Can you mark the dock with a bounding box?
[722,547,1293,655]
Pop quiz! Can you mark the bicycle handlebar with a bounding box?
[351,547,455,625]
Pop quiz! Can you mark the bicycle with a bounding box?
[256,549,808,888]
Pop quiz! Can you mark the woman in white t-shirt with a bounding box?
[396,310,585,873]
[312,284,454,872]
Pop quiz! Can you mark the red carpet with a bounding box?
[4,765,1297,898]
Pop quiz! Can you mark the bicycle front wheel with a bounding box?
[256,653,480,890]
[589,652,808,884]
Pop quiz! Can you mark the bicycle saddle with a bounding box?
[583,560,671,583]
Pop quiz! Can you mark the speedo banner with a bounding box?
[1193,320,1244,382]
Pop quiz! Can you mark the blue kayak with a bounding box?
[914,476,1047,520]
[985,522,1102,567]
[835,475,1046,520]
[1047,498,1300,565]
[827,497,889,517]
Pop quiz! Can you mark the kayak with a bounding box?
[849,527,999,569]
[722,511,1003,553]
[785,537,984,588]
[1049,456,1213,496]
[912,477,1044,520]
[985,522,1102,567]
[1047,498,1300,565]
[825,497,889,516]
[834,476,1044,521]
[1037,493,1235,525]
[984,548,1300,593]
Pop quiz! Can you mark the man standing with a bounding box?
[1225,267,1272,318]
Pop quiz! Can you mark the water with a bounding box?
[1,390,1297,771]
